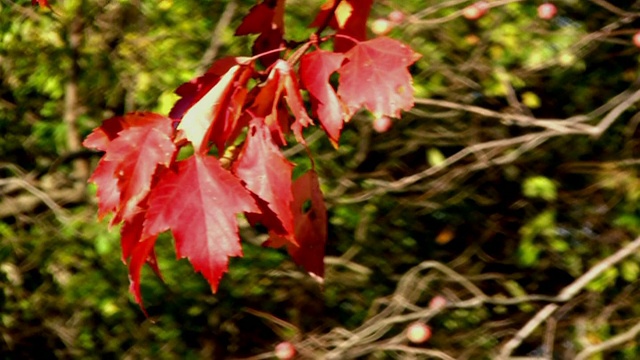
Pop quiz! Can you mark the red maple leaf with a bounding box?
[88,158,120,219]
[169,57,246,121]
[122,210,163,273]
[310,0,373,52]
[120,209,146,263]
[176,62,253,154]
[275,61,314,143]
[249,60,313,144]
[300,49,348,146]
[31,0,50,8]
[266,171,327,278]
[142,155,260,293]
[105,125,175,222]
[338,37,421,118]
[82,0,422,311]
[170,72,219,122]
[83,116,124,152]
[248,75,289,146]
[120,204,164,314]
[85,113,175,221]
[127,232,159,313]
[83,112,171,152]
[233,117,295,241]
[235,0,284,35]
[235,0,286,66]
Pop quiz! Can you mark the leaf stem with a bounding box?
[333,33,360,46]
[249,46,288,63]
[287,41,312,66]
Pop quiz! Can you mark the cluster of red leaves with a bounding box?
[83,0,419,312]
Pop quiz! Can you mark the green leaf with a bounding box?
[523,176,557,201]
[586,267,618,293]
[427,148,445,167]
[621,260,640,282]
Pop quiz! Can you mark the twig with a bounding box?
[371,344,456,360]
[415,98,576,132]
[589,0,634,17]
[197,0,238,75]
[574,319,640,360]
[497,235,640,359]
[337,80,640,205]
[588,88,640,138]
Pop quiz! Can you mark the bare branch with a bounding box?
[197,0,238,75]
[587,88,640,138]
[497,235,640,358]
[575,319,640,360]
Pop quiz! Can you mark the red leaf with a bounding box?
[300,50,348,146]
[127,234,159,314]
[169,73,219,122]
[337,37,421,118]
[235,0,284,35]
[121,205,162,267]
[249,74,289,146]
[85,113,175,221]
[83,116,124,152]
[267,171,327,278]
[83,112,171,152]
[253,28,284,67]
[89,158,120,219]
[176,63,253,153]
[169,57,244,121]
[235,0,286,66]
[233,117,295,240]
[143,155,260,292]
[107,127,175,222]
[121,205,164,314]
[121,209,146,263]
[32,0,50,8]
[310,0,373,52]
[274,60,314,143]
[249,60,313,145]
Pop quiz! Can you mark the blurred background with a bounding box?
[3,0,640,358]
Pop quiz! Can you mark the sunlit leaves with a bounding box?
[175,59,254,153]
[235,0,286,66]
[338,37,421,118]
[144,155,259,292]
[310,0,373,52]
[300,50,347,146]
[266,171,327,278]
[232,117,295,240]
[84,0,419,310]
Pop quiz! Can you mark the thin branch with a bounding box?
[415,98,577,131]
[412,0,526,27]
[574,319,640,360]
[197,0,238,75]
[497,235,640,359]
[337,80,640,204]
[589,0,634,16]
[370,345,456,360]
[588,87,640,138]
[0,177,73,222]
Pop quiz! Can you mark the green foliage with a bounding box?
[523,176,557,201]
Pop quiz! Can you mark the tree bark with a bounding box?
[64,9,89,181]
